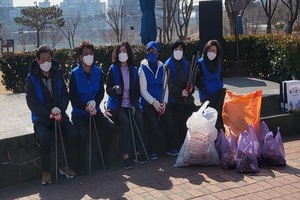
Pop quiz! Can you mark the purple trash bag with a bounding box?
[248,124,262,163]
[220,127,237,169]
[258,121,270,146]
[236,131,258,173]
[262,127,286,166]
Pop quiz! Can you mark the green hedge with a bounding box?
[1,36,300,93]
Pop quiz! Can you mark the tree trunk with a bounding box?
[267,18,272,34]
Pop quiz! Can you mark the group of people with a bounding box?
[25,39,225,185]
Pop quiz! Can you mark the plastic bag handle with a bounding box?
[198,100,210,114]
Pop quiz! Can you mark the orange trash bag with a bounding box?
[222,90,262,142]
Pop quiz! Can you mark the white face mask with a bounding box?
[83,55,94,66]
[40,61,52,72]
[118,52,128,62]
[207,52,217,60]
[173,50,183,61]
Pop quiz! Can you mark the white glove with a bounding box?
[116,85,122,94]
[51,107,61,115]
[182,89,188,97]
[50,113,62,122]
[86,100,97,115]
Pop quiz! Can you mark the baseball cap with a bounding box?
[146,41,159,51]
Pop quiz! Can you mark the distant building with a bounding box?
[39,0,51,8]
[0,0,13,7]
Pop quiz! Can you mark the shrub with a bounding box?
[1,35,300,93]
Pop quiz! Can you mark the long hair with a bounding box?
[112,41,134,67]
[203,39,222,58]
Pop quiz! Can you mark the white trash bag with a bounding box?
[174,101,220,167]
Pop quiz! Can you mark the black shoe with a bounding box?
[134,154,148,164]
[123,158,133,170]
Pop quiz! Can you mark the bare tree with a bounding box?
[157,0,179,43]
[174,0,193,41]
[59,12,81,49]
[101,1,128,43]
[224,0,252,35]
[280,0,300,34]
[260,0,279,34]
[17,29,31,52]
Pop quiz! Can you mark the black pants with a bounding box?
[202,88,226,131]
[116,107,146,157]
[72,112,115,172]
[34,116,79,172]
[143,104,180,154]
[169,102,197,146]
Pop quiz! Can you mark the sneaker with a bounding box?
[167,149,179,156]
[150,153,158,161]
[123,158,133,170]
[134,153,148,164]
[42,172,51,185]
[59,165,76,178]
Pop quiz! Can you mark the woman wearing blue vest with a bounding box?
[139,41,180,161]
[195,39,226,131]
[26,45,79,185]
[106,41,147,170]
[69,41,115,175]
[165,40,197,145]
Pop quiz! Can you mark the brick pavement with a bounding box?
[0,134,299,200]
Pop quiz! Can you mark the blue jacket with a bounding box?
[198,57,223,100]
[71,64,103,117]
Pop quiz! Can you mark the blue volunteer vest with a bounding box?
[28,73,62,122]
[139,63,165,106]
[71,64,102,116]
[198,58,223,100]
[107,64,138,111]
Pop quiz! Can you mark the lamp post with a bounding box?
[231,0,248,77]
[0,23,3,56]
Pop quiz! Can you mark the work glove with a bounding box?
[129,106,136,115]
[86,100,97,115]
[51,107,61,115]
[116,85,122,94]
[50,107,62,122]
[182,89,189,97]
[152,100,164,113]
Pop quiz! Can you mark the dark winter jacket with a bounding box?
[165,56,195,104]
[26,60,69,124]
[106,63,140,119]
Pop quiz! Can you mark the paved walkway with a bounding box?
[0,134,299,200]
[2,77,298,200]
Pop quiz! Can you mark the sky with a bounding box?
[13,0,63,7]
[13,0,107,7]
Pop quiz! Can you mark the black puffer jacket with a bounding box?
[26,59,70,125]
